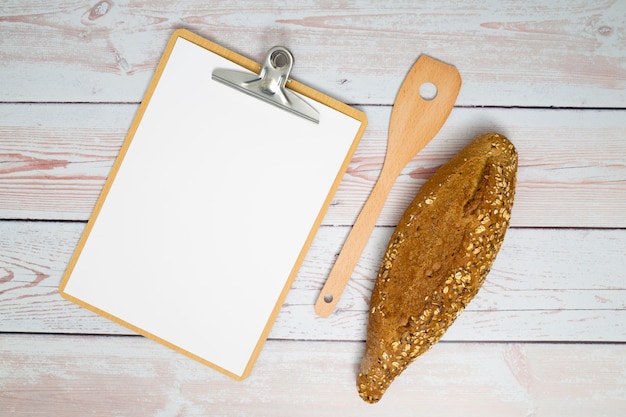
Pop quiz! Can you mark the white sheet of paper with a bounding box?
[60,33,363,379]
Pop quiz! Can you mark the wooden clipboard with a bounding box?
[59,29,367,380]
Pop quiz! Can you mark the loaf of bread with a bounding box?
[357,132,518,403]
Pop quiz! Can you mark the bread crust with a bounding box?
[357,132,518,403]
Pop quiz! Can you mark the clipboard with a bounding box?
[59,29,367,380]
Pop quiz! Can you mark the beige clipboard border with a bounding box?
[58,28,367,380]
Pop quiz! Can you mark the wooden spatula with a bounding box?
[315,55,461,317]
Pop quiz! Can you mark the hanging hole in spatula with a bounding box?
[419,82,438,100]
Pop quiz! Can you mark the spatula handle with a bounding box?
[314,166,398,317]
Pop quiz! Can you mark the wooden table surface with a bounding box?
[1,1,625,415]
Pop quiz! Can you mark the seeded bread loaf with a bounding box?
[357,132,518,403]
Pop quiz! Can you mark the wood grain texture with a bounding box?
[1,1,625,413]
[1,221,624,342]
[1,104,625,227]
[1,334,625,417]
[0,1,624,107]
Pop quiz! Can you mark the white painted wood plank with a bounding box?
[0,334,624,416]
[279,224,626,342]
[0,103,130,220]
[0,1,624,107]
[1,221,624,341]
[1,104,625,227]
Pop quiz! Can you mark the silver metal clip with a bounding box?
[212,46,320,124]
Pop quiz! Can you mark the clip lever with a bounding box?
[212,46,320,123]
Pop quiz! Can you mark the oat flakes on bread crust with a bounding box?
[357,132,518,403]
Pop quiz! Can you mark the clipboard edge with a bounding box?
[57,290,246,380]
[239,95,368,380]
